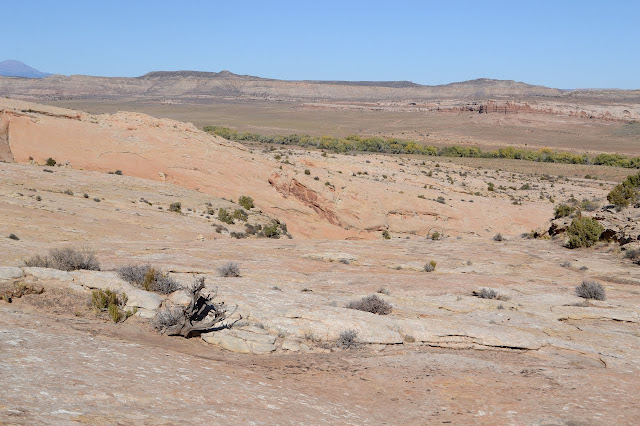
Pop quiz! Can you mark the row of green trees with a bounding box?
[204,126,640,168]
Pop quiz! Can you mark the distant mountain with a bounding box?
[0,60,51,78]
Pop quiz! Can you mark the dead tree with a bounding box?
[154,277,235,338]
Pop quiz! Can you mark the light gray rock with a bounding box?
[0,267,24,280]
[202,329,276,354]
[23,267,73,282]
[135,308,157,319]
[167,289,192,306]
[281,339,310,352]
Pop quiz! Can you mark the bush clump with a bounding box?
[217,261,240,277]
[424,260,437,272]
[472,288,499,299]
[336,329,359,349]
[238,195,254,210]
[347,294,392,315]
[606,171,640,209]
[493,233,504,241]
[232,209,248,222]
[382,230,391,240]
[623,248,640,265]
[8,233,19,240]
[24,248,100,271]
[218,208,234,224]
[117,264,181,294]
[90,289,132,323]
[566,216,604,248]
[554,203,575,219]
[169,202,182,213]
[575,280,606,301]
[45,157,56,166]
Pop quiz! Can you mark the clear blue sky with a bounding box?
[4,0,639,89]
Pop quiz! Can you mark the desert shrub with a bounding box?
[25,248,100,271]
[607,184,635,209]
[472,288,499,299]
[118,264,181,294]
[579,199,599,212]
[230,231,247,239]
[624,248,640,265]
[169,202,182,213]
[377,287,390,295]
[424,260,437,272]
[431,230,441,240]
[83,193,89,198]
[262,222,281,238]
[45,157,56,166]
[304,169,311,175]
[8,233,19,240]
[493,233,504,241]
[575,280,606,300]
[347,294,392,315]
[487,182,495,191]
[436,196,446,204]
[218,208,234,224]
[63,189,74,196]
[36,195,42,201]
[336,329,359,349]
[217,261,240,277]
[152,307,184,331]
[382,230,391,240]
[114,170,123,175]
[232,209,248,221]
[520,183,531,190]
[566,216,604,248]
[93,198,101,202]
[91,289,129,323]
[238,195,254,210]
[554,204,574,219]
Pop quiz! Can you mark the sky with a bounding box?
[4,0,639,89]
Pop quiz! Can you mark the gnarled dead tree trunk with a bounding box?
[154,277,234,338]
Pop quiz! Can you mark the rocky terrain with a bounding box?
[1,71,639,122]
[1,99,640,424]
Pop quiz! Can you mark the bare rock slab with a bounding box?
[202,328,276,354]
[0,267,23,280]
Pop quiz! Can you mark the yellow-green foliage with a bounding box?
[554,203,575,219]
[91,289,128,323]
[567,216,604,249]
[607,171,640,209]
[204,126,640,169]
[238,195,254,210]
[218,208,234,224]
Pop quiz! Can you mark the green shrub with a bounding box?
[45,157,56,166]
[91,289,128,323]
[607,184,636,209]
[218,208,234,224]
[238,195,254,210]
[232,209,248,221]
[382,230,391,240]
[554,204,575,219]
[169,202,182,213]
[262,222,280,238]
[566,216,604,248]
[304,169,311,175]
